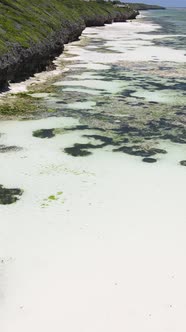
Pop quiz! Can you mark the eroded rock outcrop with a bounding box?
[0,0,138,91]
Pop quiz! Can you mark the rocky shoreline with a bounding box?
[0,0,138,92]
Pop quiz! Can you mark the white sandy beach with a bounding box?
[1,14,186,332]
[0,117,186,331]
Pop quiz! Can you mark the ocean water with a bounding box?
[141,8,186,49]
[35,8,186,162]
[1,10,186,332]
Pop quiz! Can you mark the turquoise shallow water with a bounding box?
[141,8,186,50]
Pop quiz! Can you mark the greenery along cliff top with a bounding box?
[0,0,136,57]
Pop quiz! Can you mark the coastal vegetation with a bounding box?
[0,0,138,90]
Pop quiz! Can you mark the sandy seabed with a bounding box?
[0,15,186,332]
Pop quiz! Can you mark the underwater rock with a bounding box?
[0,185,23,205]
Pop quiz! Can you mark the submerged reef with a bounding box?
[29,61,186,162]
[113,146,167,157]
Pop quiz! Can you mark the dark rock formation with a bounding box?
[0,21,85,91]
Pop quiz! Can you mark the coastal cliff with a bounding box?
[0,0,138,91]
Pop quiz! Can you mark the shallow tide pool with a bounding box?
[0,11,186,332]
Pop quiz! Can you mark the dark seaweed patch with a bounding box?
[120,89,136,97]
[114,125,139,134]
[64,142,106,157]
[142,157,157,163]
[33,129,55,139]
[113,145,167,157]
[162,134,186,144]
[176,111,185,115]
[96,101,107,107]
[180,160,186,166]
[56,101,67,104]
[0,185,23,205]
[83,134,113,144]
[65,146,92,157]
[65,125,89,131]
[0,145,22,153]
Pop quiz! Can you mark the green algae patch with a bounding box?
[0,93,44,118]
[41,192,64,208]
[0,185,23,205]
[47,109,56,113]
[48,195,57,201]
